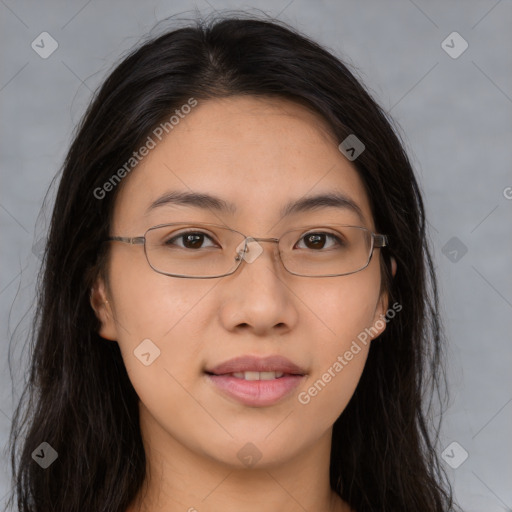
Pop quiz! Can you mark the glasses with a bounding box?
[106,222,388,279]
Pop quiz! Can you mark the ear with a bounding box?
[90,277,118,341]
[390,255,397,278]
[370,256,398,340]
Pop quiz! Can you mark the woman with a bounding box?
[7,14,458,512]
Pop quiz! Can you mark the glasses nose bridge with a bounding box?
[244,236,281,254]
[238,235,284,268]
[248,236,280,244]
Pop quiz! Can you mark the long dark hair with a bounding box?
[7,12,457,512]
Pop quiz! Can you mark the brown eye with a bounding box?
[295,232,342,250]
[165,231,218,249]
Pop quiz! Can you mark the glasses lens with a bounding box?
[144,223,373,278]
[280,225,372,276]
[145,223,246,277]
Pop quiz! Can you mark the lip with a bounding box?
[205,355,307,375]
[204,355,307,407]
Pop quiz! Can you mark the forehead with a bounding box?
[112,96,374,232]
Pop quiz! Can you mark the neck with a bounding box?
[126,405,351,512]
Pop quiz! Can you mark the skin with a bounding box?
[91,96,397,512]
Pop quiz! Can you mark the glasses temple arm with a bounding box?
[373,234,388,248]
[107,236,145,245]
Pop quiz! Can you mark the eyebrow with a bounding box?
[146,190,366,223]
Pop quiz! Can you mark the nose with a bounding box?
[220,237,299,335]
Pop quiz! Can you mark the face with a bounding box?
[91,95,396,471]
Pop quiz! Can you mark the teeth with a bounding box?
[231,371,285,380]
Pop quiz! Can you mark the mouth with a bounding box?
[204,355,307,407]
[205,354,307,376]
[210,371,287,380]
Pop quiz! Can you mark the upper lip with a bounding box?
[205,355,307,376]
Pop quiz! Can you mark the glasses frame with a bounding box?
[106,222,388,279]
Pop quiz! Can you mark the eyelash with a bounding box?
[165,230,344,250]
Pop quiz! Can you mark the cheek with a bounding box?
[295,300,374,431]
[107,251,211,381]
[108,248,203,333]
[306,270,383,344]
[298,342,369,426]
[293,273,381,420]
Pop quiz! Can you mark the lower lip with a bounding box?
[206,373,305,407]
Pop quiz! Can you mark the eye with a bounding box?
[165,230,219,250]
[295,231,343,250]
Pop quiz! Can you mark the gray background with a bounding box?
[1,1,511,510]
